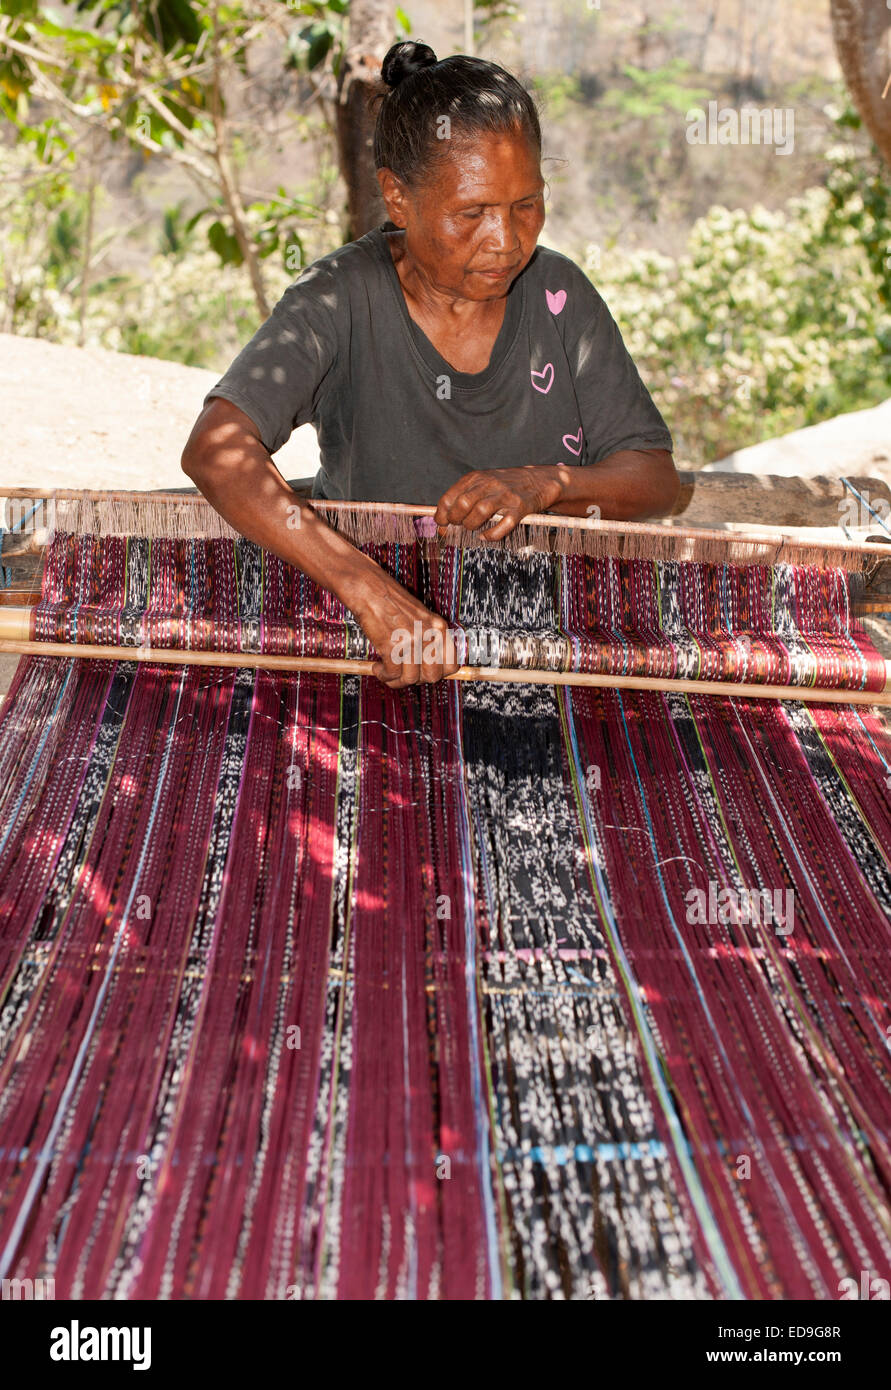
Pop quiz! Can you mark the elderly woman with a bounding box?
[182,40,679,686]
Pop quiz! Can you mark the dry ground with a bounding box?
[0,332,319,699]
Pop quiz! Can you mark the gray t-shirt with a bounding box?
[203,221,673,504]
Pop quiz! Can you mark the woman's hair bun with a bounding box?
[381,41,438,90]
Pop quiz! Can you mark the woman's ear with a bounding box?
[376,168,408,228]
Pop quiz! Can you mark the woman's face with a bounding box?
[379,128,546,301]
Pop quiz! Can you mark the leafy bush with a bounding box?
[0,144,89,338]
[592,184,891,464]
[823,105,891,311]
[0,142,322,366]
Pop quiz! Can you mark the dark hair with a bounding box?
[373,41,541,187]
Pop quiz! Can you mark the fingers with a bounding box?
[435,473,495,529]
[459,493,508,531]
[435,473,533,535]
[478,508,523,540]
[438,491,507,534]
[372,659,420,690]
[375,664,453,689]
[372,612,459,688]
[434,477,475,525]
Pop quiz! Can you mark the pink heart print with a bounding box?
[531,362,554,394]
[562,428,583,455]
[546,289,567,315]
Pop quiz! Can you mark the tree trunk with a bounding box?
[697,3,720,71]
[335,0,392,241]
[209,4,270,319]
[78,135,98,349]
[830,0,891,167]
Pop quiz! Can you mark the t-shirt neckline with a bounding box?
[368,221,525,389]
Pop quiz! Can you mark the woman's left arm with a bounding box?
[435,269,680,539]
[433,448,680,541]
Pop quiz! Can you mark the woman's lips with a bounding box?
[475,266,517,279]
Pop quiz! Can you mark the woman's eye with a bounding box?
[463,210,484,220]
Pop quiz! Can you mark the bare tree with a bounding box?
[830,0,891,166]
[335,0,392,239]
[696,2,721,71]
[0,1,292,320]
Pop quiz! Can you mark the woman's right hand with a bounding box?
[181,402,461,688]
[349,571,460,688]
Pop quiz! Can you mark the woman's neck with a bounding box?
[383,226,505,324]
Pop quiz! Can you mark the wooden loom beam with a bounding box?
[5,470,891,527]
[0,622,889,706]
[5,476,891,553]
[3,488,891,614]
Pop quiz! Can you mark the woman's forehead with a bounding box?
[430,132,543,195]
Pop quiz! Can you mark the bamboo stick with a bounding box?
[1,632,888,706]
[11,485,645,529]
[1,485,883,560]
[0,609,33,641]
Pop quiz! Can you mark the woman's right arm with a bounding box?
[181,398,458,688]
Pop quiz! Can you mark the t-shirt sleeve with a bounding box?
[564,268,673,465]
[201,263,340,456]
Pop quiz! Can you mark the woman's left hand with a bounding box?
[433,466,563,541]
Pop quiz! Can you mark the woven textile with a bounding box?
[0,530,890,1298]
[35,528,886,689]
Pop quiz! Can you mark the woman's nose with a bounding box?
[480,211,520,252]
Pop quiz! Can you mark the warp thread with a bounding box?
[32,530,886,691]
[0,514,889,1299]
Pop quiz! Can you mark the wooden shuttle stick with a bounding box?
[1,608,889,707]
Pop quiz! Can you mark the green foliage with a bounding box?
[473,0,519,47]
[3,22,889,452]
[0,145,91,335]
[285,0,348,76]
[824,104,891,312]
[593,188,891,465]
[600,59,709,121]
[206,217,243,265]
[247,190,315,270]
[537,59,711,225]
[531,72,581,120]
[111,252,275,365]
[159,201,191,255]
[0,137,341,364]
[0,0,344,292]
